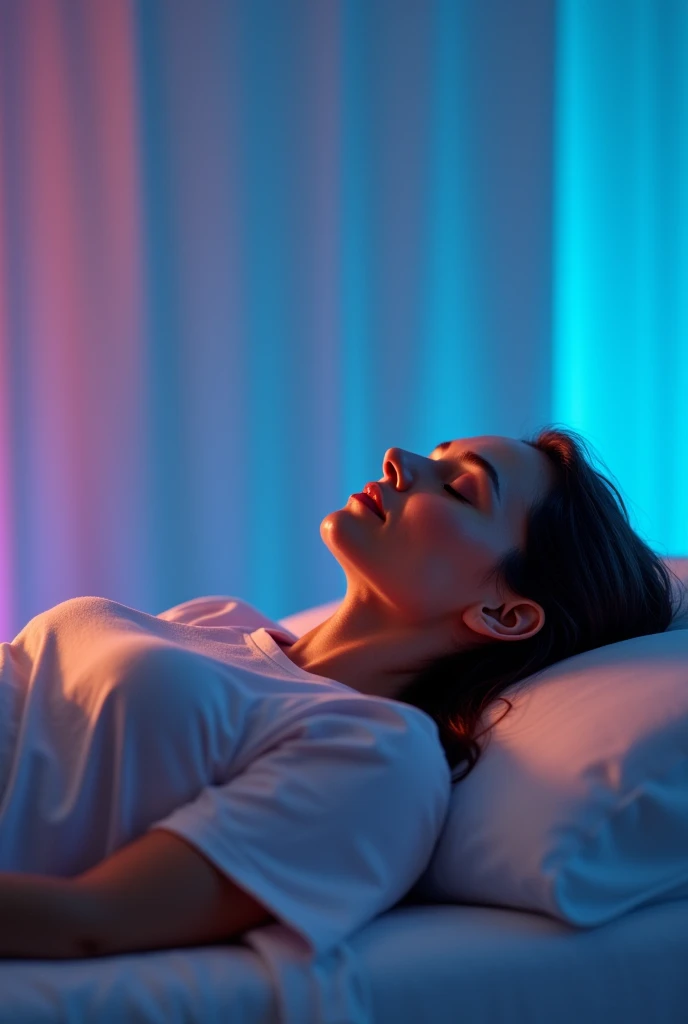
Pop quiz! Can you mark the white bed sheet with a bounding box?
[348,897,688,1023]
[0,942,278,1024]
[1,897,686,1023]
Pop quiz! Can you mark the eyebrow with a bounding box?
[431,441,502,504]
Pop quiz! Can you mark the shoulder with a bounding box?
[156,596,276,631]
[295,693,451,807]
[370,698,452,818]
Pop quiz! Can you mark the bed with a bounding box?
[1,559,687,1024]
[0,893,686,1022]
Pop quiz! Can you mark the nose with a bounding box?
[382,447,413,490]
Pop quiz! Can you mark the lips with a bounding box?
[363,482,385,520]
[352,488,385,521]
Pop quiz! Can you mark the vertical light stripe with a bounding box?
[292,0,344,615]
[554,0,688,553]
[417,0,469,451]
[132,0,189,611]
[0,57,14,639]
[235,0,297,618]
[419,0,555,453]
[77,0,149,605]
[552,0,588,431]
[141,1,249,607]
[670,6,688,556]
[340,0,374,502]
[0,0,32,635]
[23,0,85,614]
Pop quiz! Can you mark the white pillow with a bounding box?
[280,558,688,926]
[411,556,688,925]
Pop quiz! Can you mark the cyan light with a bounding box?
[553,0,688,555]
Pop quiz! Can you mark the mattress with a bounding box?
[0,896,686,1023]
[350,897,688,1023]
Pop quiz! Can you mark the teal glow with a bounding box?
[554,0,688,554]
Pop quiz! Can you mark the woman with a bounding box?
[0,425,680,963]
[279,425,681,783]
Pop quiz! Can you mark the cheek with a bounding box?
[401,497,472,549]
[397,498,497,575]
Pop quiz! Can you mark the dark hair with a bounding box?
[395,425,685,784]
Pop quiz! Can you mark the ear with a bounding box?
[462,598,545,642]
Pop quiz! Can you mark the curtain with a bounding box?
[0,0,684,640]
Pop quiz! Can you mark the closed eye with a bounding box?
[444,484,472,505]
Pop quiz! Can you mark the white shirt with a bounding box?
[0,594,451,958]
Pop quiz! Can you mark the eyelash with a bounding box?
[444,484,472,505]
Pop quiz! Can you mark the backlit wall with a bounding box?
[0,0,685,640]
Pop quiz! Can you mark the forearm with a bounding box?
[0,872,94,959]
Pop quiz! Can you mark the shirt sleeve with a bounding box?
[145,699,451,958]
[157,596,278,632]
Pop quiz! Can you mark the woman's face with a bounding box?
[320,435,556,635]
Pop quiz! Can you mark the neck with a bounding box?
[278,597,451,699]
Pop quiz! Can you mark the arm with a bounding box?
[74,827,276,957]
[0,873,93,959]
[0,829,275,960]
